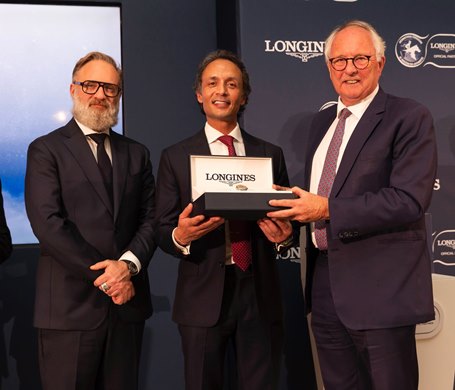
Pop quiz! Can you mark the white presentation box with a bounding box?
[190,155,294,220]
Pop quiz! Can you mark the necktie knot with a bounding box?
[88,133,108,145]
[339,108,352,121]
[218,135,236,156]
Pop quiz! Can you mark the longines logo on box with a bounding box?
[264,39,325,63]
[395,33,455,68]
[432,230,455,269]
[205,173,256,188]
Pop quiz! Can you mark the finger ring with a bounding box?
[101,282,110,292]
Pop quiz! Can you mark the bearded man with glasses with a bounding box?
[269,20,437,389]
[25,51,156,390]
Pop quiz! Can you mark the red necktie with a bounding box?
[314,108,351,250]
[218,135,252,271]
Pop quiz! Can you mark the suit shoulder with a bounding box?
[161,132,203,155]
[112,130,142,145]
[111,131,150,153]
[309,104,336,127]
[385,93,432,116]
[242,129,284,153]
[28,124,70,149]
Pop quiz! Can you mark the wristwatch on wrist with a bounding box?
[120,259,139,276]
[275,235,294,253]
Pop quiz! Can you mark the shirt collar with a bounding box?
[204,122,243,145]
[337,85,379,119]
[74,118,110,136]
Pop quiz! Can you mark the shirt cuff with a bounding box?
[172,227,191,255]
[119,251,142,273]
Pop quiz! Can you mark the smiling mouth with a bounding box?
[345,80,359,84]
[212,99,230,106]
[90,101,108,109]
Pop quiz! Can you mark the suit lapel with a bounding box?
[182,130,212,155]
[110,130,128,222]
[242,130,266,157]
[63,119,114,216]
[331,89,386,196]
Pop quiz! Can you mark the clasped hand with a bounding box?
[90,260,134,305]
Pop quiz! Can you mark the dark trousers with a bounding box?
[178,265,283,390]
[311,253,418,390]
[38,307,145,390]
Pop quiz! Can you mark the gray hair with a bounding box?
[324,20,386,62]
[72,51,122,86]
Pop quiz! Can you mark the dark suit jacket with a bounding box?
[25,119,156,330]
[303,88,437,330]
[0,180,12,263]
[155,129,289,327]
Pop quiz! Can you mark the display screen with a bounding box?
[0,3,122,244]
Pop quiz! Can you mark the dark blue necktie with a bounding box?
[88,133,113,206]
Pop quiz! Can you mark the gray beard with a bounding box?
[72,96,119,131]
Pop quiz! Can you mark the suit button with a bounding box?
[218,261,224,267]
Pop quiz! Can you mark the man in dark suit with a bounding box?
[25,52,156,390]
[269,21,437,389]
[0,179,12,263]
[155,50,293,390]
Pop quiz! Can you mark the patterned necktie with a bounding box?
[314,108,352,250]
[88,133,113,206]
[218,135,252,271]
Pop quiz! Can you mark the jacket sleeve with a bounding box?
[154,148,186,258]
[0,180,12,263]
[122,145,157,268]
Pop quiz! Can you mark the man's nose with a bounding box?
[216,83,227,94]
[344,59,358,73]
[94,85,107,98]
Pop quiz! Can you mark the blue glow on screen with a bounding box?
[0,4,122,244]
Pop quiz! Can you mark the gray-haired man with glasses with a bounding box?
[25,51,156,390]
[269,20,436,389]
[328,54,372,71]
[73,79,121,97]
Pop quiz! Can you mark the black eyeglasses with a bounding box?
[73,80,121,97]
[329,55,372,71]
